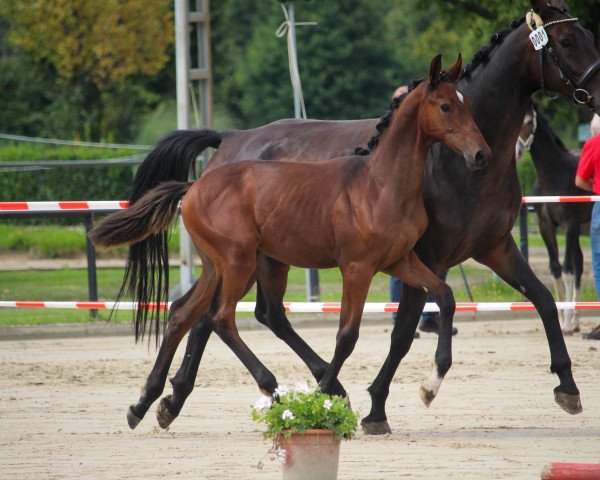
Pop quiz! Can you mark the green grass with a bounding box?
[2,262,596,327]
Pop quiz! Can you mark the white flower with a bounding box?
[276,448,286,464]
[274,384,290,397]
[282,409,295,420]
[294,382,310,394]
[323,399,333,410]
[253,395,272,411]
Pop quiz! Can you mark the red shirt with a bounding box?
[576,134,600,194]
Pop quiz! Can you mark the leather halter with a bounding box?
[527,10,600,111]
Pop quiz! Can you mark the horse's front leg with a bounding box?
[475,236,581,414]
[317,264,374,396]
[255,255,347,395]
[362,251,454,435]
[561,222,583,334]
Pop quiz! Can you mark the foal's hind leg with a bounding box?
[127,259,218,429]
[255,255,346,395]
[156,273,257,429]
[211,256,278,396]
[475,236,581,414]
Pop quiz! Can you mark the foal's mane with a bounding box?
[532,103,569,153]
[355,79,423,156]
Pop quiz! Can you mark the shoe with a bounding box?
[418,313,458,336]
[582,324,600,340]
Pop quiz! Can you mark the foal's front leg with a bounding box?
[317,263,375,396]
[362,251,455,435]
[475,236,581,414]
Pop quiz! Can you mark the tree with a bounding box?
[0,0,174,141]
[212,0,400,128]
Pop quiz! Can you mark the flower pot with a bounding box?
[278,429,341,480]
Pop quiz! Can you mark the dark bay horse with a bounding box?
[518,102,592,334]
[99,0,600,433]
[91,55,491,423]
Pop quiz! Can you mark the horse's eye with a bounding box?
[559,37,572,48]
[440,104,450,113]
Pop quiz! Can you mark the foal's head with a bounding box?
[416,55,491,170]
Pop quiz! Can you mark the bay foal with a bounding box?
[91,55,490,426]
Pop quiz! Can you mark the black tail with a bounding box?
[97,129,221,344]
[130,129,222,202]
[90,180,193,344]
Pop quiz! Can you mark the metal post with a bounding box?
[175,0,197,296]
[83,213,98,318]
[287,2,319,301]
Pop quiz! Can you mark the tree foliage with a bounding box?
[0,0,173,90]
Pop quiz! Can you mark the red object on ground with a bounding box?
[541,463,600,479]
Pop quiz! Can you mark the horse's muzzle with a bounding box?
[465,149,491,170]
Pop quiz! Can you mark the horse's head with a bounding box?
[517,101,537,159]
[523,0,600,113]
[419,54,492,171]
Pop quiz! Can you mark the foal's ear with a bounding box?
[444,54,463,83]
[429,54,442,88]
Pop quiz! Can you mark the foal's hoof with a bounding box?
[419,385,436,407]
[156,395,177,429]
[127,405,143,430]
[361,419,392,435]
[554,391,582,415]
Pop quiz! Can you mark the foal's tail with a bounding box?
[89,181,192,343]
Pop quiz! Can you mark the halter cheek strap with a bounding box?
[526,10,600,110]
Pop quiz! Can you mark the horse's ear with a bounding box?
[444,54,463,83]
[429,54,442,88]
[529,0,559,14]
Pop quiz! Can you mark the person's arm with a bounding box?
[575,175,593,192]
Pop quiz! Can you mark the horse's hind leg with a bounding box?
[561,223,583,334]
[255,255,346,395]
[157,272,257,429]
[155,314,212,429]
[475,236,581,414]
[127,258,218,429]
[362,252,454,435]
[391,253,455,406]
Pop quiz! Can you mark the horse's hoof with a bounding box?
[156,396,177,429]
[127,405,143,430]
[554,391,582,415]
[419,385,435,407]
[361,419,392,435]
[561,329,575,336]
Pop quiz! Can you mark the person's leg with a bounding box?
[584,202,600,339]
[390,277,419,338]
[419,271,458,335]
[390,277,403,323]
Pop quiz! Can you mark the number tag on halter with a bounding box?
[529,26,548,50]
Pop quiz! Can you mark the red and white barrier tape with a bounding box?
[2,196,600,213]
[0,301,597,313]
[0,201,129,212]
[521,195,600,204]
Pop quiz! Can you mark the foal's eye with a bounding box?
[440,104,450,113]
